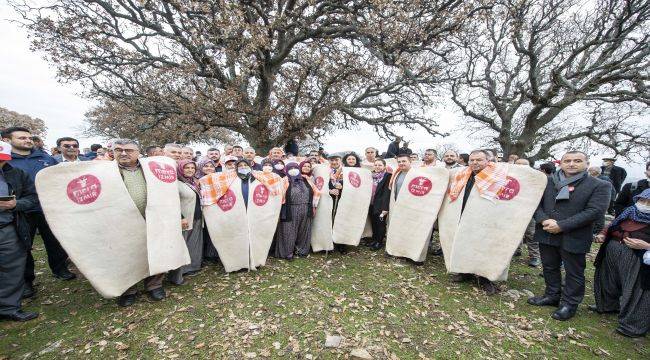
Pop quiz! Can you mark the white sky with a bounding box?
[1,5,646,181]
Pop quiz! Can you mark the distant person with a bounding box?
[163,143,182,161]
[614,161,650,217]
[442,150,462,169]
[53,137,87,162]
[85,143,103,160]
[458,153,469,166]
[145,145,163,157]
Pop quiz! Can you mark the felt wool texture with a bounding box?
[385,167,449,262]
[203,178,250,272]
[332,168,373,246]
[248,181,283,269]
[310,164,334,252]
[362,215,373,238]
[438,164,547,281]
[140,157,192,275]
[178,181,197,231]
[36,161,145,298]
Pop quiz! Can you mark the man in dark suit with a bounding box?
[613,161,650,216]
[601,157,626,214]
[528,151,611,321]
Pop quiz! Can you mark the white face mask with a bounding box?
[287,168,300,177]
[636,202,650,213]
[238,168,251,176]
[274,164,284,170]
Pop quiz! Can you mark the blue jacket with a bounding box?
[9,149,58,213]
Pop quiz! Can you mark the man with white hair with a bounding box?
[243,147,262,170]
[163,143,182,161]
[180,147,194,161]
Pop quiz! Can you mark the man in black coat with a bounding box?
[613,161,650,216]
[601,157,627,192]
[528,151,611,321]
[0,141,39,322]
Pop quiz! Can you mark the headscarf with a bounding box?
[297,160,321,207]
[284,162,302,184]
[272,159,286,177]
[609,189,650,228]
[235,159,252,180]
[299,160,313,176]
[372,168,387,198]
[177,159,199,192]
[195,157,216,178]
[343,152,362,168]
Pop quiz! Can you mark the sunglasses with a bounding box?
[113,148,138,154]
[61,144,79,149]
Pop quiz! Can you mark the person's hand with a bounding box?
[181,219,189,230]
[379,211,388,221]
[0,199,17,210]
[593,234,606,243]
[329,189,339,196]
[542,219,562,234]
[623,237,650,250]
[335,183,343,190]
[313,207,317,215]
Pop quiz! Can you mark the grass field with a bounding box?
[1,238,648,359]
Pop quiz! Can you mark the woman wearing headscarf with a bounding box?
[592,189,650,338]
[343,152,361,168]
[368,159,391,250]
[196,157,216,179]
[272,159,287,177]
[168,160,204,285]
[275,161,320,259]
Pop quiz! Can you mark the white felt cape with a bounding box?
[332,168,373,246]
[310,164,334,252]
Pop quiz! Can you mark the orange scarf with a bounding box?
[199,171,286,206]
[448,162,508,202]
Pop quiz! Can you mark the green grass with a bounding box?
[1,238,647,359]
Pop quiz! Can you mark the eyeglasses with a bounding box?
[113,148,138,154]
[61,144,79,149]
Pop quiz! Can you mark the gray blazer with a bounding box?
[534,174,611,254]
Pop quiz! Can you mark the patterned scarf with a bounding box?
[372,170,387,197]
[609,189,650,229]
[200,170,286,206]
[448,162,508,202]
[177,160,199,193]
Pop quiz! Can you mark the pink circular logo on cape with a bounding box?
[253,184,269,206]
[217,189,236,212]
[408,176,432,197]
[67,175,101,205]
[315,176,325,191]
[497,176,520,201]
[148,161,176,183]
[348,172,361,188]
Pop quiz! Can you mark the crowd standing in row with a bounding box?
[1,127,648,339]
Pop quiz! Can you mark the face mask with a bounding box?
[262,166,273,173]
[237,168,251,177]
[274,164,284,170]
[287,168,300,177]
[636,202,650,213]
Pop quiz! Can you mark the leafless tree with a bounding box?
[447,0,649,161]
[11,0,490,152]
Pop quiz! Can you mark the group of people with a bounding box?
[0,127,648,339]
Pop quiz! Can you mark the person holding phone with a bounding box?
[0,140,39,322]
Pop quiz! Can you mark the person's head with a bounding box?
[442,150,458,165]
[1,126,34,153]
[232,145,244,158]
[261,159,274,173]
[374,158,387,173]
[458,153,469,166]
[394,135,403,143]
[515,158,530,166]
[90,144,102,152]
[328,155,341,169]
[410,153,419,161]
[113,139,140,167]
[645,161,650,179]
[207,148,221,162]
[365,147,378,161]
[196,159,216,177]
[56,137,80,159]
[423,149,437,163]
[51,147,60,155]
[483,149,495,162]
[633,189,650,213]
[177,160,197,179]
[163,143,182,161]
[224,144,234,155]
[145,145,162,157]
[560,151,589,176]
[236,159,252,179]
[0,140,12,166]
[181,147,194,160]
[309,150,320,158]
[285,162,301,178]
[539,161,556,175]
[31,136,44,149]
[272,159,286,175]
[508,154,519,163]
[96,148,107,157]
[269,147,284,161]
[300,161,312,176]
[587,166,602,177]
[397,154,411,171]
[243,147,256,161]
[343,153,360,167]
[468,150,490,173]
[222,156,238,171]
[602,158,615,167]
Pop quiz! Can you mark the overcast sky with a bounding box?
[1,4,646,181]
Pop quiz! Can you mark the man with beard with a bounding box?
[442,150,462,169]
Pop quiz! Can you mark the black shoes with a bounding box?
[527,296,560,307]
[22,282,36,299]
[587,304,618,314]
[53,269,77,281]
[451,273,472,283]
[148,288,166,301]
[552,305,577,321]
[117,294,137,307]
[431,248,443,256]
[527,258,541,267]
[369,242,382,251]
[478,277,499,296]
[0,310,39,322]
[616,327,644,338]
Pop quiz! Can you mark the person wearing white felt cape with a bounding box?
[35,139,191,307]
[438,149,547,295]
[385,154,449,264]
[200,160,285,272]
